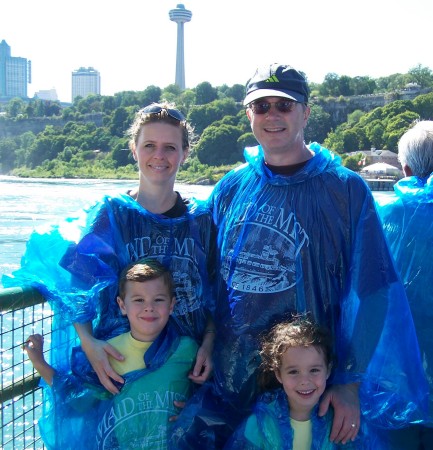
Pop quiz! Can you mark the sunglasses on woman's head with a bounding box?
[249,99,299,114]
[141,105,185,121]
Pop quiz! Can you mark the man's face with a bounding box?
[246,96,310,164]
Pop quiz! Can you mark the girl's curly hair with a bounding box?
[257,315,333,391]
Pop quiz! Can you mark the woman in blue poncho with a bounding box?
[375,120,433,449]
[4,102,216,395]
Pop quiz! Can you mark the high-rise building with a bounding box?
[169,4,192,90]
[71,67,100,100]
[0,40,31,99]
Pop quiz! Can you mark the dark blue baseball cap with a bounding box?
[243,63,310,105]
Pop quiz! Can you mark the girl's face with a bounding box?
[275,345,330,421]
[132,121,188,186]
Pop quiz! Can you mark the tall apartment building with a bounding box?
[0,40,31,99]
[71,67,100,100]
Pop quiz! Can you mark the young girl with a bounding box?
[225,317,367,449]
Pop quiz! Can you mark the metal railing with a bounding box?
[0,287,51,450]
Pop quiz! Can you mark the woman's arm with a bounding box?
[74,322,125,394]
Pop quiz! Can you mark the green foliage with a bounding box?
[1,68,433,182]
[196,124,243,166]
[188,98,241,134]
[195,82,218,105]
[344,153,364,171]
[413,92,433,119]
[305,105,332,144]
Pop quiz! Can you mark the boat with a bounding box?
[364,178,395,191]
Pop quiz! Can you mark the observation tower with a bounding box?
[169,4,192,90]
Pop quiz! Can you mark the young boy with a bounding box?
[225,317,367,449]
[24,258,198,449]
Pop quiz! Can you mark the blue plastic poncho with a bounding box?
[3,193,215,343]
[38,323,198,450]
[171,144,428,448]
[225,388,378,449]
[375,173,433,424]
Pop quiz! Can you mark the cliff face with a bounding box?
[317,87,431,125]
[0,113,103,138]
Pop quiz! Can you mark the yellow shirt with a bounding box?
[291,418,312,450]
[107,332,152,375]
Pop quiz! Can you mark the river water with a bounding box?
[0,176,214,287]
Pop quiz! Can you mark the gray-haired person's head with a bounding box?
[398,120,433,178]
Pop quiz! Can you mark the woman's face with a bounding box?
[132,121,188,186]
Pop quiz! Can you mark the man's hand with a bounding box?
[81,337,125,394]
[188,342,213,384]
[318,383,360,444]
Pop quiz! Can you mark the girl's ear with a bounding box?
[274,369,283,384]
[117,296,127,316]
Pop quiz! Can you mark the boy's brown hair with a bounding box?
[118,258,175,299]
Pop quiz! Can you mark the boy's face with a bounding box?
[117,277,175,342]
[275,345,330,421]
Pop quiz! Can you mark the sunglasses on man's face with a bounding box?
[141,105,185,121]
[249,99,299,114]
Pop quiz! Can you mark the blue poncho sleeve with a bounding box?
[375,173,433,425]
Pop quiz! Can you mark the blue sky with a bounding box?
[2,0,432,103]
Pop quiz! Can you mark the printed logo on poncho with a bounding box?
[97,387,188,449]
[222,202,308,293]
[126,236,202,315]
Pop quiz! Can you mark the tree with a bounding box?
[108,106,132,138]
[413,92,433,119]
[6,98,25,118]
[0,137,18,171]
[194,81,218,105]
[350,76,376,95]
[320,73,340,96]
[224,84,245,102]
[342,129,360,152]
[188,99,241,135]
[196,124,243,166]
[338,76,353,96]
[408,64,433,88]
[305,105,332,144]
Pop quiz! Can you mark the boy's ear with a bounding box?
[117,296,127,316]
[169,296,176,314]
[326,363,333,380]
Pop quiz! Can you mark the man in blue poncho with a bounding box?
[170,64,428,449]
[375,121,433,449]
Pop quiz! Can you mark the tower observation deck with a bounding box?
[169,4,192,90]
